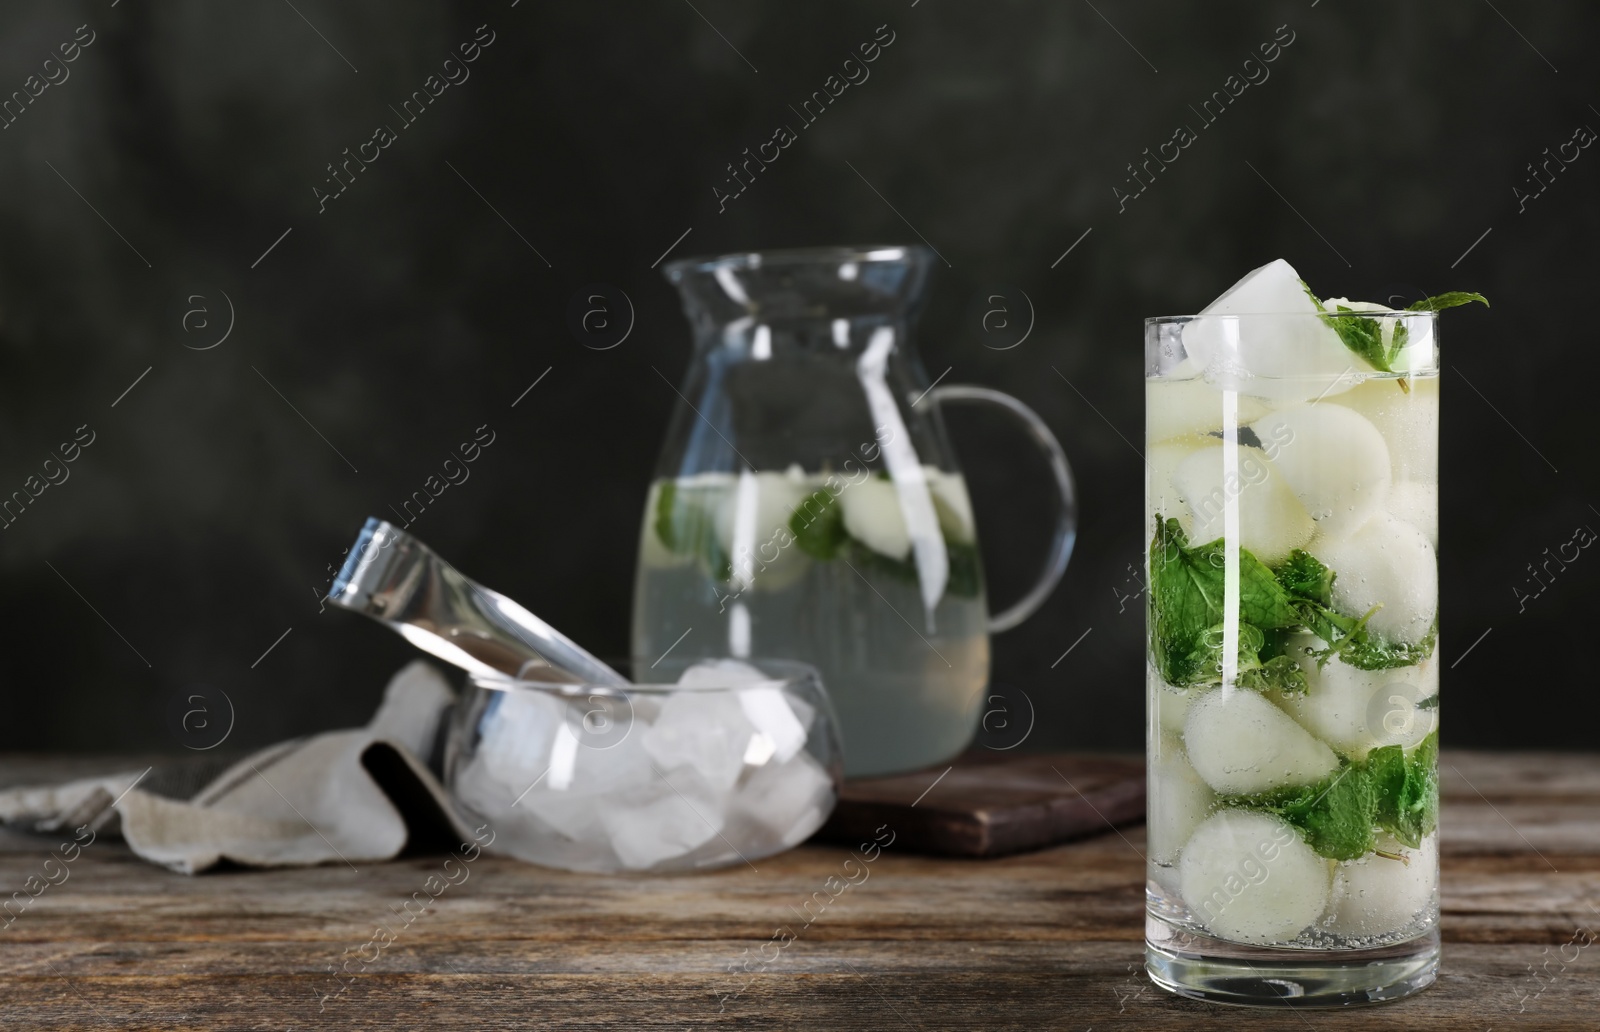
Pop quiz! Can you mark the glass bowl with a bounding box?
[444,657,842,873]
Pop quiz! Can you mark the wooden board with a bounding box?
[1,750,1598,1030]
[818,751,1146,856]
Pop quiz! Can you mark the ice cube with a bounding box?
[1251,402,1391,537]
[1179,809,1331,944]
[1149,732,1215,864]
[1182,259,1364,402]
[737,686,807,764]
[1320,297,1389,313]
[641,690,753,794]
[1146,377,1270,443]
[470,688,566,793]
[727,749,834,847]
[517,782,609,842]
[784,690,817,734]
[1184,687,1338,794]
[1323,834,1437,937]
[601,765,726,869]
[778,803,830,849]
[565,717,657,796]
[1312,515,1438,645]
[1173,443,1314,564]
[677,657,767,688]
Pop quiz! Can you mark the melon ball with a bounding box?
[1149,732,1216,864]
[838,476,912,559]
[925,467,977,543]
[1388,481,1438,548]
[1272,654,1438,761]
[1251,403,1392,537]
[1147,437,1210,537]
[1146,377,1270,443]
[713,468,814,591]
[1184,688,1339,794]
[1336,376,1439,484]
[1173,443,1314,564]
[1179,809,1331,944]
[1323,834,1438,937]
[1150,667,1195,736]
[1312,516,1438,645]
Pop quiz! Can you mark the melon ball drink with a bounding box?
[1143,259,1485,1007]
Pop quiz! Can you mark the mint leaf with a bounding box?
[654,480,683,551]
[1368,732,1438,848]
[788,482,982,596]
[946,540,983,598]
[1276,549,1334,606]
[1235,653,1308,694]
[1406,292,1488,312]
[1294,603,1438,671]
[1282,766,1378,861]
[1303,279,1486,368]
[1337,619,1439,671]
[654,481,733,580]
[1221,765,1377,861]
[1225,736,1438,862]
[1149,519,1436,685]
[1395,731,1439,847]
[1278,548,1437,671]
[788,489,847,560]
[1324,305,1396,371]
[655,481,719,558]
[1147,517,1300,687]
[1365,744,1407,829]
[1303,282,1486,373]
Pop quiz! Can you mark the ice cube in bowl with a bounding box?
[444,657,842,873]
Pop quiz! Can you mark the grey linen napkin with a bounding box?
[0,661,477,874]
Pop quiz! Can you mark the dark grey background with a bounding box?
[0,0,1591,754]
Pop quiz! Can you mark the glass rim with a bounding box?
[466,657,820,697]
[1145,310,1439,325]
[663,243,930,278]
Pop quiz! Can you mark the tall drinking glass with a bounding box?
[1143,311,1441,1006]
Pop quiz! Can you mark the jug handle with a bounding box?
[926,385,1077,633]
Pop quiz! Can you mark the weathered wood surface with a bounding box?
[1,751,1597,1030]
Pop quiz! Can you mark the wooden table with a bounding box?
[1,752,1596,1030]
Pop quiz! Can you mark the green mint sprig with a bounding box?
[1406,292,1489,312]
[1147,520,1436,690]
[1300,281,1487,377]
[1219,730,1439,861]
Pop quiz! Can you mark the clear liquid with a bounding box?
[632,469,990,778]
[1145,372,1441,951]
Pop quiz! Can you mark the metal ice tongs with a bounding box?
[326,518,628,687]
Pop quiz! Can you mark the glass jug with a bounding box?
[632,245,1076,778]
